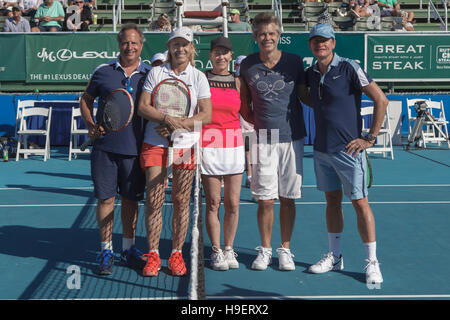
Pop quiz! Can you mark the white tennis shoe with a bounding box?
[210,247,229,271]
[365,259,383,284]
[277,247,295,271]
[251,246,272,270]
[223,247,239,269]
[308,252,344,274]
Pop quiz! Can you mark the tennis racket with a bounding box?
[152,78,191,178]
[365,151,373,188]
[80,88,134,151]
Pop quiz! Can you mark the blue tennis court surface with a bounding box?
[1,145,450,300]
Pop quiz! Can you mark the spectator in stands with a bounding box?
[33,0,65,32]
[187,24,203,32]
[3,5,30,31]
[317,10,337,29]
[1,1,19,15]
[228,9,251,32]
[392,14,415,31]
[64,0,92,31]
[150,52,166,67]
[349,0,374,17]
[149,12,172,32]
[84,0,94,9]
[18,0,42,28]
[378,0,414,22]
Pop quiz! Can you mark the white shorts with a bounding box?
[251,139,304,200]
[200,145,245,176]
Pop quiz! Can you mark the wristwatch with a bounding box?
[363,133,377,143]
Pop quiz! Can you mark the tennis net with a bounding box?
[188,151,205,300]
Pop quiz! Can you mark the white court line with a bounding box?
[0,186,136,190]
[206,294,450,300]
[1,200,450,208]
[303,184,450,188]
[1,184,450,191]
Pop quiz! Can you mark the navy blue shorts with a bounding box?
[91,149,145,201]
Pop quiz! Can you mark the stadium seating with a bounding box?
[0,0,446,32]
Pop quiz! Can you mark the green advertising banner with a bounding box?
[365,33,450,81]
[25,33,119,83]
[0,34,26,81]
[7,32,365,84]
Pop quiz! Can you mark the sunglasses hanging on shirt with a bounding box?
[123,77,134,93]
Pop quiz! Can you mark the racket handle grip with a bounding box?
[80,137,93,151]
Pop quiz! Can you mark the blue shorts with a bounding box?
[91,149,145,201]
[313,149,368,200]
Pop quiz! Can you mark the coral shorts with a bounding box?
[140,142,196,170]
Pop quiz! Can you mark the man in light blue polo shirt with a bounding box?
[33,0,64,32]
[3,6,31,32]
[305,24,389,285]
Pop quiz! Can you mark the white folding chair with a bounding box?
[361,104,394,160]
[15,100,37,138]
[16,107,52,162]
[422,99,450,148]
[69,107,97,160]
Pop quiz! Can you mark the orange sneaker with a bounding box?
[168,251,187,276]
[142,251,161,277]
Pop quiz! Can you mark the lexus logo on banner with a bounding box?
[37,48,120,63]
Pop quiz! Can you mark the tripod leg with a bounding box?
[409,116,425,147]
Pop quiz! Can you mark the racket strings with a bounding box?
[154,82,190,117]
[103,91,133,131]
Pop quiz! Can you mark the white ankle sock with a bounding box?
[363,241,377,261]
[328,233,342,258]
[101,241,113,252]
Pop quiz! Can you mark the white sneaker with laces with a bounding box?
[251,246,272,270]
[365,259,383,284]
[210,247,229,271]
[308,252,344,274]
[223,247,239,269]
[277,247,295,271]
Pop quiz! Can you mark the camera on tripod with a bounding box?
[414,100,428,113]
[406,100,449,150]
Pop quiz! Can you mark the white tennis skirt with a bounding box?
[200,146,245,176]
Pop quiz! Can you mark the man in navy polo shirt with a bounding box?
[80,23,151,275]
[239,12,311,272]
[305,24,388,285]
